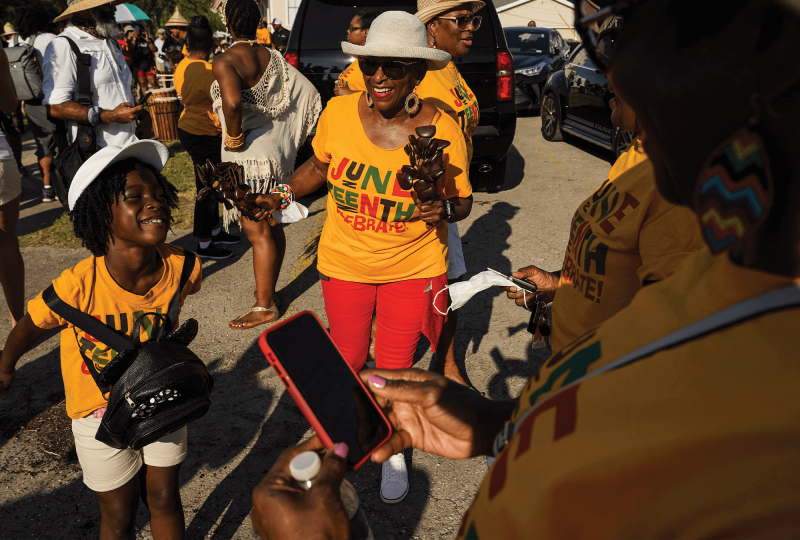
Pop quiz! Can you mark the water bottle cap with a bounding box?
[290,451,321,482]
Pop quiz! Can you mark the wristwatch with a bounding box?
[87,106,103,127]
[442,200,455,221]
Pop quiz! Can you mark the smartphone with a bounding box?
[487,267,538,294]
[136,92,152,106]
[259,311,392,470]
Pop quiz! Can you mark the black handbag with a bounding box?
[42,251,214,450]
[52,36,98,206]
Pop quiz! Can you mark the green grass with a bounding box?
[19,141,202,249]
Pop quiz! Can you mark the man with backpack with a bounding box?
[10,6,60,202]
[43,0,143,153]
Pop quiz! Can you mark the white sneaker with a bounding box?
[380,452,409,504]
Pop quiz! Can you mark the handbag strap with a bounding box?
[129,251,197,343]
[59,36,93,108]
[41,250,197,389]
[493,283,800,456]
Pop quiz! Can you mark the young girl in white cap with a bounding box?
[0,139,202,539]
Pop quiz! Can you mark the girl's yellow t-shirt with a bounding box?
[26,245,202,419]
[337,59,480,161]
[174,58,221,137]
[312,92,472,284]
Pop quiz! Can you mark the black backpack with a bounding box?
[42,251,214,450]
[52,36,99,206]
[6,34,43,101]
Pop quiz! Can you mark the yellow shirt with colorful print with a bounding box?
[550,138,704,352]
[312,93,472,284]
[27,245,202,419]
[458,247,800,539]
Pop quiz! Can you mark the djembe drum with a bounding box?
[147,88,179,141]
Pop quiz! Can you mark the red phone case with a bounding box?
[258,311,393,470]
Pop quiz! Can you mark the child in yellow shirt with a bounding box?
[0,140,202,538]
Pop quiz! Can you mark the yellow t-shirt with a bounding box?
[256,28,272,46]
[458,248,800,539]
[174,58,221,137]
[312,93,472,283]
[550,139,704,352]
[27,245,203,419]
[417,60,480,162]
[338,60,480,161]
[338,60,364,91]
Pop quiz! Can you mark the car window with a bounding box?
[569,46,595,68]
[503,29,548,55]
[300,0,494,49]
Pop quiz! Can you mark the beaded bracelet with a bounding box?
[269,184,294,211]
[225,131,245,150]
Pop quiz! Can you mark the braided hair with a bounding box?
[186,15,214,55]
[225,0,260,40]
[71,159,179,257]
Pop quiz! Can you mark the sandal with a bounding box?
[433,360,486,396]
[229,304,280,330]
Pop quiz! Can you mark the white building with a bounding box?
[495,0,579,40]
[254,0,300,29]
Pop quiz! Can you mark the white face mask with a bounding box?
[434,270,515,315]
[272,201,308,224]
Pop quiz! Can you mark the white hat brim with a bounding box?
[341,42,451,64]
[68,139,170,211]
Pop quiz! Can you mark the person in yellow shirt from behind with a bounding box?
[504,81,704,353]
[256,18,272,47]
[175,15,241,260]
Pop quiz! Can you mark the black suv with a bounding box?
[284,0,517,192]
[539,43,633,158]
[503,27,570,113]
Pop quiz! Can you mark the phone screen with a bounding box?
[266,313,390,467]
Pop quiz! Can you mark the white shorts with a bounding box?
[447,222,466,280]
[72,416,188,492]
[0,158,21,206]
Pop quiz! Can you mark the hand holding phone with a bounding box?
[487,267,538,294]
[136,92,152,107]
[259,312,392,470]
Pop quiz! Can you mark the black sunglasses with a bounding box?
[438,15,482,31]
[573,0,644,72]
[359,58,424,79]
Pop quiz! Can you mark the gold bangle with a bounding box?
[225,131,245,149]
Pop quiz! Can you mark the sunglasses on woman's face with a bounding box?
[438,15,482,31]
[359,58,424,79]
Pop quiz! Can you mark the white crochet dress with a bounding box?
[211,47,322,229]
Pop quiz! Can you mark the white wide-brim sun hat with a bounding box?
[341,11,451,64]
[68,139,170,211]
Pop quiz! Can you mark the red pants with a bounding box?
[321,277,432,371]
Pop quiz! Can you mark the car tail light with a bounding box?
[496,51,514,102]
[285,52,299,69]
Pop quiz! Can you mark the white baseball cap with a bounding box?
[68,139,170,210]
[271,18,282,25]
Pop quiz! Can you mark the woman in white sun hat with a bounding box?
[333,0,485,390]
[236,10,474,505]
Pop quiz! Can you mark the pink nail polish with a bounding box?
[334,443,348,458]
[368,374,386,388]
